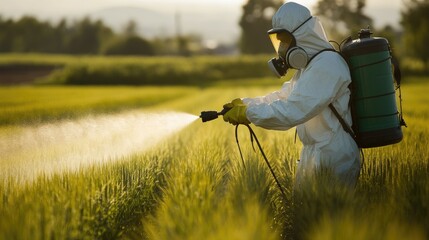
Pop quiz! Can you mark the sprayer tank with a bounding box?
[341,31,403,148]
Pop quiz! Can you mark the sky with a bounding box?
[0,0,403,43]
[0,0,401,21]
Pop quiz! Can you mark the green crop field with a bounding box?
[0,75,428,240]
[0,86,197,126]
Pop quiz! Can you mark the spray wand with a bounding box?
[199,107,231,122]
[199,107,287,201]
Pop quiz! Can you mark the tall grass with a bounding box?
[144,122,291,240]
[0,146,171,239]
[0,78,428,239]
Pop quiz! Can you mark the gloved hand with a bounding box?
[223,98,244,110]
[223,98,251,125]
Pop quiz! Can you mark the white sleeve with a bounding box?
[242,80,294,105]
[245,54,350,130]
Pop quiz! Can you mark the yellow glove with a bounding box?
[223,98,250,125]
[223,98,244,110]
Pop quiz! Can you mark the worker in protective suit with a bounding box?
[223,2,361,187]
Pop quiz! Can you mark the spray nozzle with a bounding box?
[200,107,231,122]
[358,27,373,39]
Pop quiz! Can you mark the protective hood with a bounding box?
[271,2,333,57]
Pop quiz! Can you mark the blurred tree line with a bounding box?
[1,0,428,71]
[1,16,108,54]
[0,14,235,56]
[0,15,203,56]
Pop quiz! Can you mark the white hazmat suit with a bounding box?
[242,2,361,187]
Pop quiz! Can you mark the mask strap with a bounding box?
[291,16,313,33]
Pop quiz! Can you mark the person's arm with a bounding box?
[242,80,294,105]
[245,54,350,130]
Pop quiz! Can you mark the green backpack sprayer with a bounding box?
[199,27,407,198]
[331,27,407,148]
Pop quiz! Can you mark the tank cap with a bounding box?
[358,27,373,39]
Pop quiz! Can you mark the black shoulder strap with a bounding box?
[328,103,356,141]
[309,49,357,142]
[308,48,338,63]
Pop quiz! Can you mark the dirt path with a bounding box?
[0,65,58,85]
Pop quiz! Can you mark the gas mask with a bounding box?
[267,16,312,78]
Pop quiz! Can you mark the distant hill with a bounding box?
[89,6,240,44]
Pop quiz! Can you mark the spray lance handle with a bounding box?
[199,106,231,122]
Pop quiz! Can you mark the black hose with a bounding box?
[235,124,287,200]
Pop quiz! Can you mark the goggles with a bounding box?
[268,29,296,58]
[267,16,312,57]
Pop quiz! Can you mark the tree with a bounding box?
[50,19,69,53]
[401,0,429,71]
[103,36,154,56]
[239,0,283,54]
[67,17,113,54]
[315,0,372,40]
[0,16,14,52]
[123,20,138,37]
[102,20,154,56]
[9,16,53,52]
[377,25,402,55]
